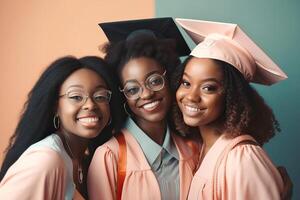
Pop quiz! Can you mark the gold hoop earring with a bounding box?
[123,102,131,116]
[53,114,60,129]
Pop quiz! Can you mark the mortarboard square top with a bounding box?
[99,17,190,57]
[175,18,287,85]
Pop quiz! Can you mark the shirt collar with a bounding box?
[124,117,179,166]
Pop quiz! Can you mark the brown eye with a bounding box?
[125,86,140,96]
[93,90,112,103]
[201,85,219,94]
[181,79,190,88]
[94,95,107,102]
[68,92,84,102]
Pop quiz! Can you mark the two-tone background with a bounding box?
[0,0,299,199]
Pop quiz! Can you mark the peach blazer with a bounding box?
[88,129,199,200]
[187,134,284,200]
[0,134,86,200]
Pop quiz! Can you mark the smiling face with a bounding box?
[120,57,171,124]
[57,68,111,139]
[176,57,225,127]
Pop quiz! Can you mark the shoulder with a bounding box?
[227,142,273,167]
[1,147,67,187]
[225,142,283,186]
[221,141,283,199]
[91,136,120,167]
[0,148,69,199]
[18,147,66,175]
[94,136,119,156]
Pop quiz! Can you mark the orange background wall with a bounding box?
[0,0,154,165]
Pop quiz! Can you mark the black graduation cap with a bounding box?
[99,17,190,56]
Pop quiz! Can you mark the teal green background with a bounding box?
[156,0,300,199]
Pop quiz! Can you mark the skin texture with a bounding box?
[120,57,171,145]
[176,58,225,127]
[56,68,111,189]
[176,57,293,199]
[176,57,225,152]
[57,68,110,141]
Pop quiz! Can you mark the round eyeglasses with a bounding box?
[120,70,167,100]
[59,89,112,106]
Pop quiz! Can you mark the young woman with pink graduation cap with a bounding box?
[173,18,288,199]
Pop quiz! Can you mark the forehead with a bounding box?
[120,57,164,83]
[184,57,224,81]
[60,68,107,91]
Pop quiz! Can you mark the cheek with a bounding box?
[161,87,172,105]
[176,87,185,103]
[208,95,225,117]
[57,103,78,126]
[126,99,137,112]
[99,104,111,120]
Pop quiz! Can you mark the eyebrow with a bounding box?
[67,84,108,90]
[123,70,163,85]
[183,72,223,84]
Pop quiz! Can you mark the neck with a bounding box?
[58,130,88,161]
[134,117,167,145]
[198,124,223,155]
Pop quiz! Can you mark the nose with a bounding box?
[186,87,201,102]
[139,86,154,100]
[82,96,97,110]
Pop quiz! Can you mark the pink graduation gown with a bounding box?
[87,129,200,200]
[0,134,77,200]
[188,134,284,200]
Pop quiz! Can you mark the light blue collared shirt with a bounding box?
[124,118,180,200]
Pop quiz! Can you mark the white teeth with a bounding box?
[143,101,159,110]
[185,105,200,113]
[78,117,99,123]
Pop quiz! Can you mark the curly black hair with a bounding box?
[102,34,182,130]
[102,34,181,83]
[171,56,280,145]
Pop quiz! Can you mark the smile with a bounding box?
[77,116,101,128]
[142,100,161,111]
[185,105,200,112]
[183,104,206,115]
[78,117,99,123]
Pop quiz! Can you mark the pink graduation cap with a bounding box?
[175,18,287,85]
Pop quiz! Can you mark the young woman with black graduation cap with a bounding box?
[87,18,200,200]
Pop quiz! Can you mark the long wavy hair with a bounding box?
[0,56,124,180]
[172,56,280,145]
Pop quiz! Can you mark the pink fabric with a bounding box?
[87,129,200,200]
[188,134,284,200]
[175,18,288,85]
[0,148,68,200]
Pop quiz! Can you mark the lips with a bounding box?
[140,100,161,111]
[182,103,206,116]
[77,115,101,128]
[78,117,99,123]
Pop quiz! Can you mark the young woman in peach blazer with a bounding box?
[173,18,287,199]
[0,56,123,199]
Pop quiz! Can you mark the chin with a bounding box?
[144,113,166,123]
[182,116,202,127]
[82,129,103,139]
